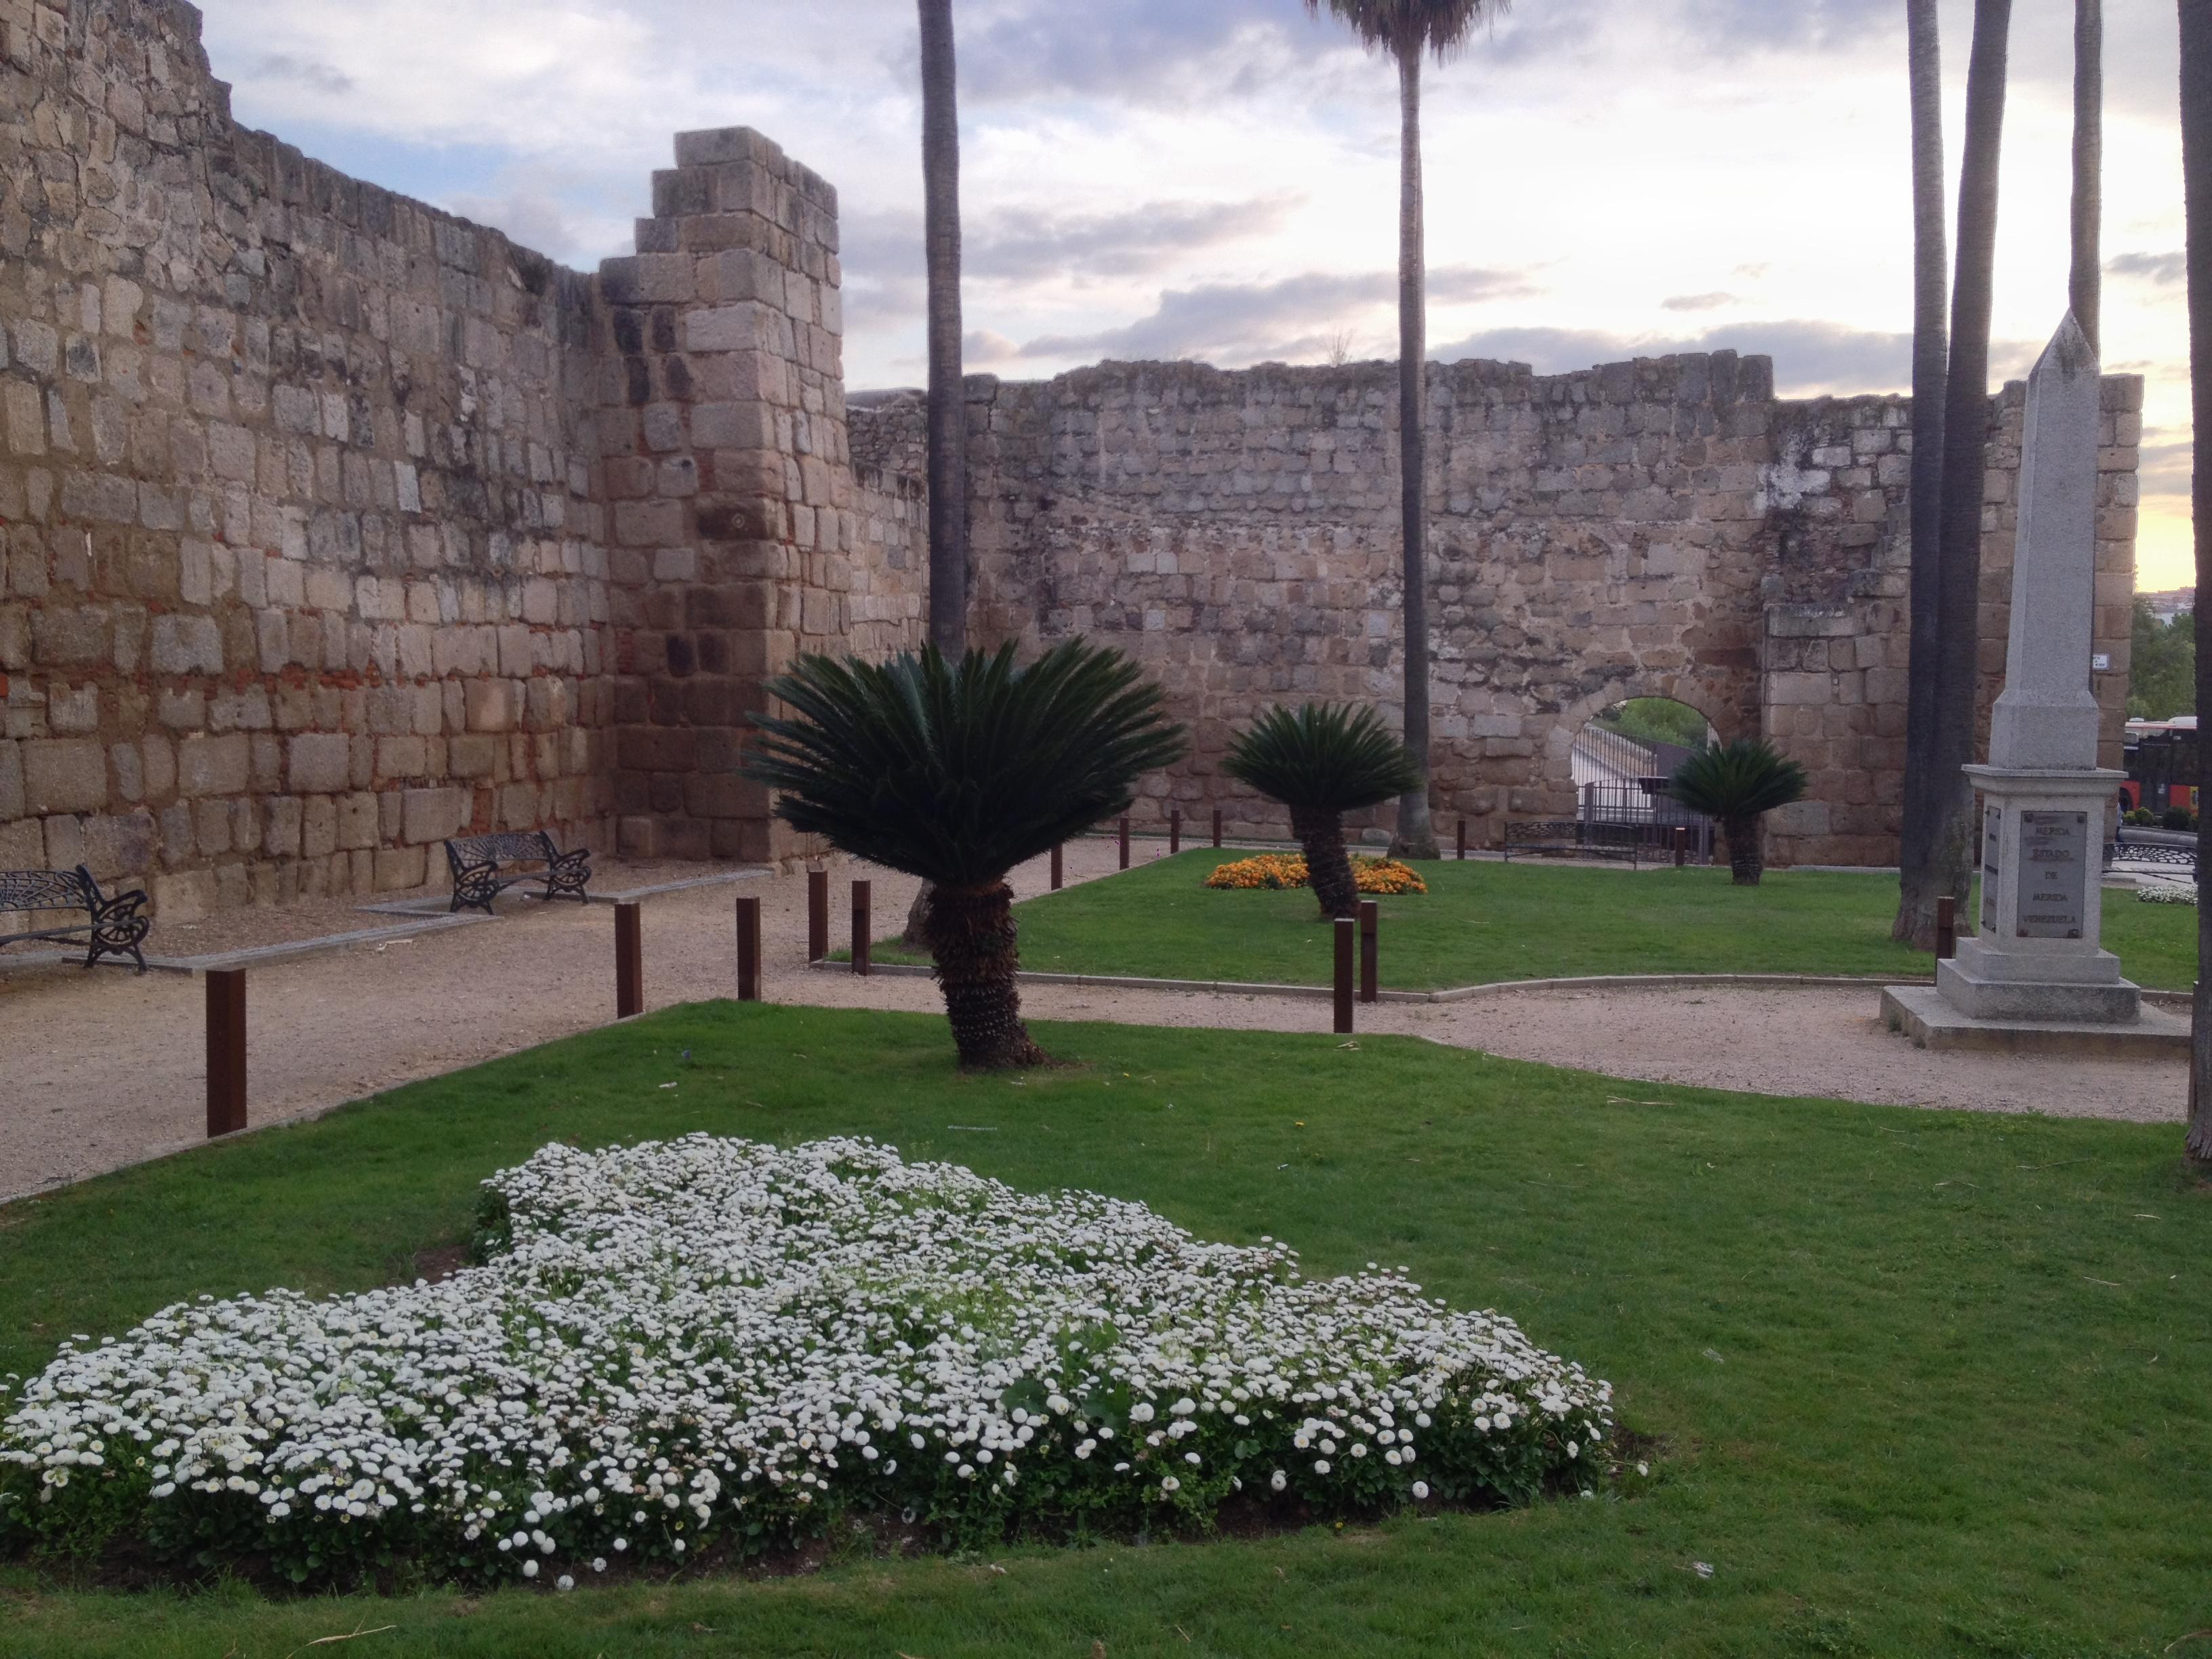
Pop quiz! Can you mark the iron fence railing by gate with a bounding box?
[1578,779,1715,863]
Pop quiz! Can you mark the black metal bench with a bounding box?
[443,832,592,914]
[1502,820,1645,866]
[0,865,151,971]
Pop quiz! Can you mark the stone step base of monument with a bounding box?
[1881,985,2188,1057]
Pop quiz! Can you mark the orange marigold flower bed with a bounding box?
[1204,854,1428,895]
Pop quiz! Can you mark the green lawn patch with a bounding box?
[860,855,2198,992]
[2,1003,2207,1656]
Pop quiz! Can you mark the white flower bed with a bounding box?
[0,1136,1612,1585]
[2137,882,2198,905]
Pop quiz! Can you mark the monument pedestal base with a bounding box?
[1936,942,2141,1021]
[1881,985,2187,1055]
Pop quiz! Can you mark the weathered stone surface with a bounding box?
[22,739,107,815]
[287,733,354,795]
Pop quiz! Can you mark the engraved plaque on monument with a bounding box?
[2015,811,2087,939]
[1980,806,2001,933]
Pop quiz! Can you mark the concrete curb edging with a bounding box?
[804,959,1944,1004]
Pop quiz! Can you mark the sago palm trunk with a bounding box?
[1724,817,1763,886]
[1390,43,1439,861]
[1291,806,1359,920]
[923,881,1046,1070]
[1894,0,1949,949]
[2179,0,2212,1168]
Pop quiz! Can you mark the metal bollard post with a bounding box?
[1333,917,1355,1036]
[1170,809,1181,856]
[1674,825,1688,869]
[205,968,247,1138]
[851,880,872,977]
[615,903,643,1018]
[735,895,762,1002]
[1456,817,1467,861]
[1050,842,1063,891]
[1359,899,1378,1004]
[1119,816,1130,870]
[1212,808,1223,849]
[807,867,829,963]
[1936,895,1957,961]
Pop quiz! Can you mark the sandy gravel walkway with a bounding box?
[0,837,2183,1203]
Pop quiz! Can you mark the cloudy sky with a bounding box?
[199,0,2193,588]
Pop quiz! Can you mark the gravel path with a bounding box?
[0,839,2182,1203]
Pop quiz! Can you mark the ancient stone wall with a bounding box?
[1,0,611,919]
[851,355,2139,865]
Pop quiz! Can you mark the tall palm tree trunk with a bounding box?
[1928,0,2013,933]
[1895,0,1950,949]
[2070,0,2102,356]
[1391,44,1439,861]
[918,0,968,657]
[922,881,1046,1070]
[1291,806,1360,920]
[2179,0,2212,1167]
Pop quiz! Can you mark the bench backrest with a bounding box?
[0,867,95,914]
[446,832,557,869]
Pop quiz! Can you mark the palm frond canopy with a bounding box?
[1305,0,1506,60]
[1666,739,1809,823]
[1222,703,1421,813]
[744,641,1188,888]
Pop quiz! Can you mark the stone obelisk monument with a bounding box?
[1885,315,2180,1050]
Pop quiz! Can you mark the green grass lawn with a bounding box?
[861,854,2199,993]
[2,1003,2207,1657]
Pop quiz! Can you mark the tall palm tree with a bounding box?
[1928,0,2013,931]
[918,0,967,655]
[2178,0,2212,1166]
[2071,0,2102,356]
[1894,0,1950,949]
[744,642,1186,1070]
[1305,0,1504,862]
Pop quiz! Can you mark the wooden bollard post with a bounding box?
[1212,808,1223,848]
[615,903,643,1018]
[735,895,762,1002]
[1333,917,1355,1036]
[1118,816,1130,870]
[1936,895,1957,961]
[1673,825,1688,868]
[1170,809,1181,856]
[806,867,829,963]
[851,880,872,976]
[1050,842,1064,891]
[1359,899,1378,1004]
[1456,817,1467,861]
[205,968,247,1139]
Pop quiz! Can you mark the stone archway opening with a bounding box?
[1570,698,1719,851]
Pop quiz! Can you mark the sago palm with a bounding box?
[1306,0,1507,861]
[744,641,1186,1069]
[1666,740,1809,887]
[1222,703,1420,918]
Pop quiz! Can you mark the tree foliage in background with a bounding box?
[1304,0,1507,862]
[1666,740,1809,888]
[745,642,1186,1069]
[1596,697,1713,753]
[2127,600,2194,720]
[1223,703,1420,920]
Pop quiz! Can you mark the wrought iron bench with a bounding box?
[0,865,151,971]
[443,832,592,915]
[1502,820,1644,866]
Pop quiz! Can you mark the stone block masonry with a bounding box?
[1,0,2134,918]
[851,354,2137,867]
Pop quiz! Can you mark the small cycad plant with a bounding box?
[1666,739,1809,886]
[1221,703,1420,918]
[745,641,1186,1068]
